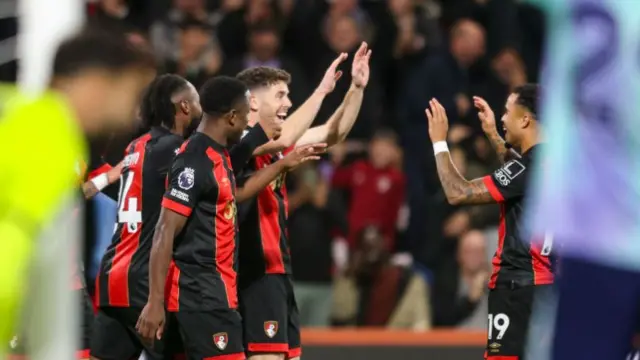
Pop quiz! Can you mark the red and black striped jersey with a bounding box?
[96,127,183,308]
[162,132,239,312]
[236,144,294,282]
[482,145,554,289]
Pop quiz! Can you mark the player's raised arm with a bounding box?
[427,99,497,205]
[473,96,511,163]
[137,153,211,342]
[252,53,348,155]
[296,42,372,148]
[236,144,326,202]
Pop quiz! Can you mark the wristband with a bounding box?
[433,141,449,155]
[90,173,109,191]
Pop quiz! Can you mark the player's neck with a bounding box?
[248,111,259,128]
[519,136,539,154]
[197,118,228,146]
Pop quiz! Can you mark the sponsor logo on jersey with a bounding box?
[170,188,190,202]
[178,167,195,190]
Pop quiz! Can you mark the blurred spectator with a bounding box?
[219,23,309,109]
[162,17,222,88]
[400,18,486,266]
[314,15,383,140]
[332,129,405,252]
[331,226,430,330]
[216,0,287,58]
[91,0,151,31]
[389,0,441,60]
[150,0,220,61]
[289,163,348,327]
[432,230,489,328]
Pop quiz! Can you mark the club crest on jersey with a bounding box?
[264,321,278,338]
[213,332,228,350]
[178,167,195,190]
[223,200,236,221]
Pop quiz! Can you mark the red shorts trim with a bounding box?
[288,347,302,358]
[247,342,289,353]
[203,353,246,360]
[485,356,519,360]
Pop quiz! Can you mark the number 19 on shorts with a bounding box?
[488,313,510,340]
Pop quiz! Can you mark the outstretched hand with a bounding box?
[473,96,497,135]
[352,42,372,89]
[425,98,449,143]
[316,53,348,95]
[282,144,327,170]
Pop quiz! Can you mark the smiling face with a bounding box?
[252,80,292,127]
[501,93,525,146]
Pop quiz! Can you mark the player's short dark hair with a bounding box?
[236,66,291,90]
[139,74,190,129]
[513,83,540,118]
[200,76,249,116]
[53,26,155,77]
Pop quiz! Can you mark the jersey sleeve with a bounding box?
[161,153,212,217]
[482,159,529,202]
[229,125,269,174]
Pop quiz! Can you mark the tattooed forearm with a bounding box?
[434,152,496,205]
[486,131,509,163]
[82,181,100,200]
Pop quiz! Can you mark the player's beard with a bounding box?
[184,114,203,139]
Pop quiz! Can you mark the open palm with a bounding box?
[352,42,372,89]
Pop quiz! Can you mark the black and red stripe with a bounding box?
[97,134,151,307]
[482,175,553,288]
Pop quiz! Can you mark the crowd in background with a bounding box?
[63,0,548,331]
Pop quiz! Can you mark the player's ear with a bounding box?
[522,113,532,129]
[227,109,237,127]
[249,93,259,112]
[179,100,190,116]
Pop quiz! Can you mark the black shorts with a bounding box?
[9,289,94,359]
[90,307,178,360]
[485,284,553,359]
[168,309,245,360]
[239,274,301,358]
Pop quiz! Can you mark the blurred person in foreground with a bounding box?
[432,230,489,329]
[330,225,430,330]
[425,85,554,359]
[0,28,155,359]
[524,1,640,359]
[332,128,405,252]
